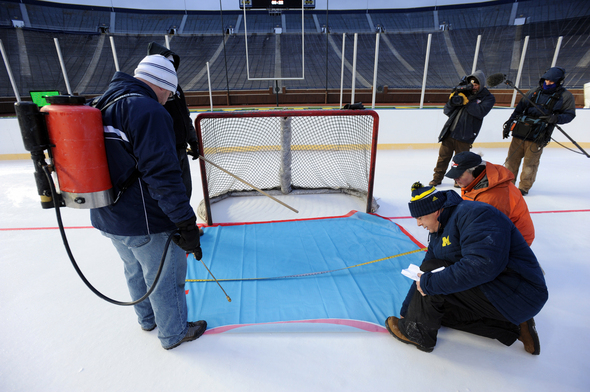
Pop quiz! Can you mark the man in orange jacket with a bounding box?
[445,151,535,246]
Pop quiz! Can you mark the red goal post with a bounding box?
[195,109,379,226]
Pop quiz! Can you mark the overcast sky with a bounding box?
[40,0,493,11]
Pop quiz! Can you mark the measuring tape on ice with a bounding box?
[186,247,427,283]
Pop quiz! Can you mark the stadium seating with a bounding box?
[0,0,589,102]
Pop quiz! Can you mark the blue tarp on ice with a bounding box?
[186,211,425,333]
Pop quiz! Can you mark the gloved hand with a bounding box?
[173,215,202,259]
[540,114,558,124]
[502,120,512,139]
[186,141,199,160]
[449,92,469,106]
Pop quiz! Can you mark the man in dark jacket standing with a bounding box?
[430,70,495,187]
[91,55,207,350]
[147,42,199,199]
[503,67,576,195]
[385,182,547,354]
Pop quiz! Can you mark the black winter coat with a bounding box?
[147,42,198,151]
[442,86,496,144]
[507,85,576,141]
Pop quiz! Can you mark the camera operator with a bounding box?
[502,67,576,196]
[430,70,495,187]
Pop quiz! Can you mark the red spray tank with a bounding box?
[41,95,113,209]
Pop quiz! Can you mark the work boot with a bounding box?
[142,324,156,332]
[164,320,207,350]
[385,316,434,353]
[518,318,540,355]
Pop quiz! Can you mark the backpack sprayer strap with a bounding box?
[90,93,143,111]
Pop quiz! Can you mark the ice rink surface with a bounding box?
[1,147,589,392]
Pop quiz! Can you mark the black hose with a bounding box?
[42,165,171,306]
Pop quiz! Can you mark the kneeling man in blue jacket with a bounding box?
[385,182,547,354]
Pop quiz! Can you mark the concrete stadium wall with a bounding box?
[1,108,589,159]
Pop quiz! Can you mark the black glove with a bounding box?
[540,114,558,124]
[186,141,199,160]
[502,120,512,139]
[173,215,202,259]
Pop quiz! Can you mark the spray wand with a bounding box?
[194,252,231,302]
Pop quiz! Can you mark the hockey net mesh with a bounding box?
[196,110,379,224]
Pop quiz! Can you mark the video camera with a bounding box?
[449,76,474,106]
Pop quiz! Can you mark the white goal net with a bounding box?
[194,109,379,225]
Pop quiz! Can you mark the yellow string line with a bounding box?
[186,247,427,283]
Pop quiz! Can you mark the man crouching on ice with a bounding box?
[385,182,547,354]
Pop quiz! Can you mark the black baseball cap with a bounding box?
[445,151,483,179]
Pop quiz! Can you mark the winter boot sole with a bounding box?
[385,316,434,353]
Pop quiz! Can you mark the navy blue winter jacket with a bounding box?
[402,191,547,325]
[507,76,576,141]
[443,70,496,144]
[90,72,195,236]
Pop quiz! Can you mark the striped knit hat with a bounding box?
[134,54,177,93]
[408,181,446,218]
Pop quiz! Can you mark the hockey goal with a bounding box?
[195,109,379,225]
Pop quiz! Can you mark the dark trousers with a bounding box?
[398,259,520,349]
[432,137,472,183]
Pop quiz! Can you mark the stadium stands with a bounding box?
[113,9,184,35]
[436,1,514,30]
[0,0,589,106]
[183,13,225,35]
[24,2,110,33]
[315,11,374,33]
[0,1,23,28]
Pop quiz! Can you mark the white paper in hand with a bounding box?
[401,264,423,281]
[401,264,445,281]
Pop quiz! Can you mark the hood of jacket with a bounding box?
[147,41,180,71]
[468,70,487,87]
[463,162,515,196]
[539,66,565,87]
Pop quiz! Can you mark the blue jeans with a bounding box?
[102,230,189,349]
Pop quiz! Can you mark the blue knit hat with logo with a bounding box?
[408,181,446,218]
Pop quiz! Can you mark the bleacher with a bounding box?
[0,0,589,102]
[113,9,184,35]
[436,2,514,30]
[238,11,281,34]
[0,1,23,28]
[315,11,374,34]
[283,12,317,33]
[24,2,110,33]
[516,0,590,22]
[369,10,434,32]
[183,13,225,35]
